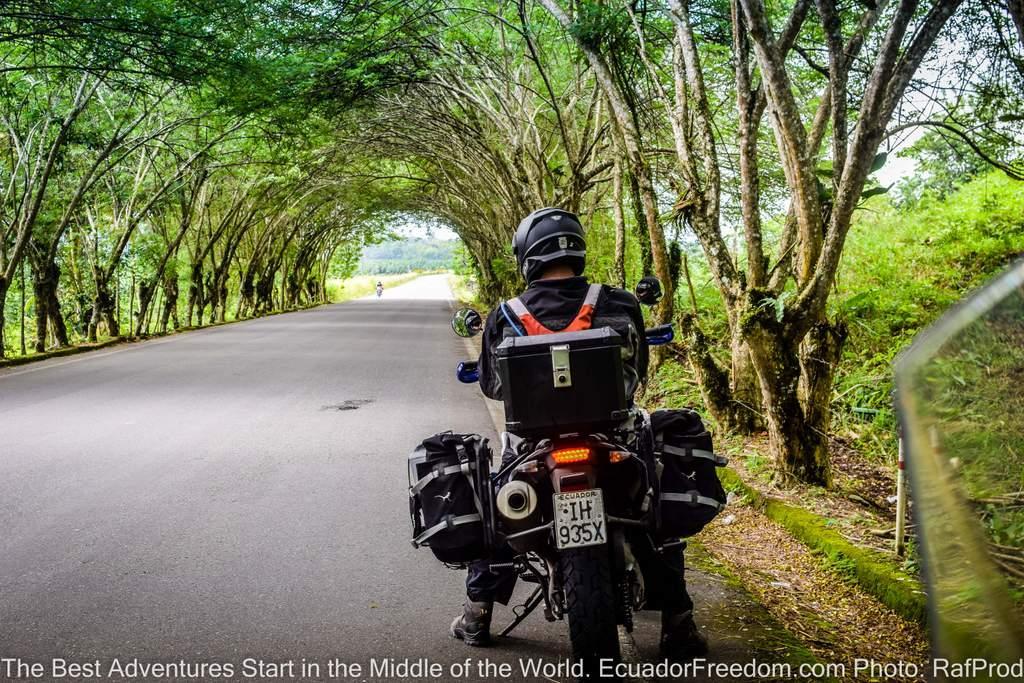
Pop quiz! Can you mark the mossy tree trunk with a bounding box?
[0,279,8,358]
[676,312,763,434]
[727,322,764,432]
[27,240,70,352]
[656,0,961,485]
[88,280,118,342]
[611,160,627,290]
[160,276,179,333]
[743,308,832,486]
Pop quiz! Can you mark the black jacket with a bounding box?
[478,276,648,401]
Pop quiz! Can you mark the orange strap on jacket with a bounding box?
[505,284,602,336]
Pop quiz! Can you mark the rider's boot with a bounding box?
[660,609,708,661]
[450,600,493,646]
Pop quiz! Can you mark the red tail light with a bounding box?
[552,447,591,465]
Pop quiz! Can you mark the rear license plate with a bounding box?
[553,489,607,550]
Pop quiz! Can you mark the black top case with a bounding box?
[496,327,628,437]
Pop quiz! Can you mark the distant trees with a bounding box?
[0,1,435,357]
[357,238,456,274]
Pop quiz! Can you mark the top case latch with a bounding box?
[550,344,572,388]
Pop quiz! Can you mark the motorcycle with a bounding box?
[449,281,676,675]
[376,283,384,298]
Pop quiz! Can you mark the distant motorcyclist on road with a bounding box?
[376,281,384,298]
[449,207,708,660]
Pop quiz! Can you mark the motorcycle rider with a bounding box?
[450,207,708,661]
[376,281,384,298]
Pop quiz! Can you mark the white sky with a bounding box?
[392,217,458,241]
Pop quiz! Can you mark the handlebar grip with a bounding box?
[456,361,480,384]
[645,324,674,346]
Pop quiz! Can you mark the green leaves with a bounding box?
[870,151,888,173]
[860,185,892,200]
[753,292,791,323]
[568,0,631,51]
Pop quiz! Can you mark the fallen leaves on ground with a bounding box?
[699,504,929,682]
[726,433,912,556]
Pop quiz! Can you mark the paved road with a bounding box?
[0,274,790,682]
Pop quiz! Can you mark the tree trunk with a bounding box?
[237,264,257,318]
[136,279,156,337]
[160,276,179,333]
[20,265,27,356]
[88,282,118,342]
[32,270,49,353]
[0,278,9,359]
[255,271,275,314]
[30,253,69,352]
[745,317,831,487]
[798,320,848,445]
[128,272,136,337]
[186,263,204,326]
[612,160,627,289]
[727,321,764,433]
[676,312,760,433]
[216,279,228,322]
[626,170,653,278]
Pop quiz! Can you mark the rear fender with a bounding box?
[548,459,596,494]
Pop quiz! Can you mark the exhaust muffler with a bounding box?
[496,480,543,551]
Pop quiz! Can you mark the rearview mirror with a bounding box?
[635,276,663,306]
[451,308,483,338]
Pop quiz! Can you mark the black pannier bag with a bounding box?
[651,409,728,538]
[408,432,495,565]
[496,327,628,436]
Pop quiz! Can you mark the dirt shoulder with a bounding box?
[697,504,928,682]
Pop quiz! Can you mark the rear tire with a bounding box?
[560,545,621,679]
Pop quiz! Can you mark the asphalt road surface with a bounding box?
[1,274,792,682]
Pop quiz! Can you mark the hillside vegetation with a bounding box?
[652,171,1024,465]
[357,238,456,274]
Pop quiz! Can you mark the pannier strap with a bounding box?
[660,491,725,511]
[409,462,472,496]
[658,444,728,467]
[410,513,482,548]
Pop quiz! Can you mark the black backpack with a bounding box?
[651,409,728,538]
[408,432,495,565]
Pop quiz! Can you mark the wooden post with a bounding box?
[895,434,908,556]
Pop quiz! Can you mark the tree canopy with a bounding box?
[2,0,1022,487]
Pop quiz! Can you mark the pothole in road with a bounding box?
[321,399,374,411]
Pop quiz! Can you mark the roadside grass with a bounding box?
[326,272,427,302]
[448,272,489,312]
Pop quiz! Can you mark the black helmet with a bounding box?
[512,207,586,283]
